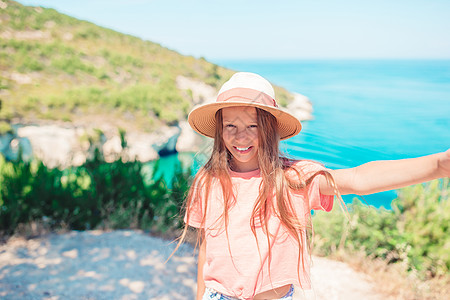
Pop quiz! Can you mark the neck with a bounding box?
[229,160,260,173]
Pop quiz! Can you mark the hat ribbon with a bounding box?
[216,88,278,108]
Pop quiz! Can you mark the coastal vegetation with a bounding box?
[0,0,227,132]
[1,148,448,298]
[313,180,450,298]
[0,1,293,134]
[0,142,189,236]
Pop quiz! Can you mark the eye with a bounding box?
[224,124,236,130]
[248,124,258,129]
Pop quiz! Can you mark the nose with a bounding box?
[234,127,256,141]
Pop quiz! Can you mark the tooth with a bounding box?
[237,147,250,151]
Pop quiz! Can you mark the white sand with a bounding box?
[0,230,384,300]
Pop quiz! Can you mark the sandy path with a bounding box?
[0,230,384,300]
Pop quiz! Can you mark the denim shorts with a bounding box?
[202,285,294,300]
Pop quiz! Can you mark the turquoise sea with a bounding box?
[156,60,450,208]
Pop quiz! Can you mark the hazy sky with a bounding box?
[15,0,450,60]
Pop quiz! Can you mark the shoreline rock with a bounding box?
[1,124,162,167]
[289,92,314,121]
[0,78,314,167]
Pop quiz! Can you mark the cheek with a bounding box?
[249,130,259,141]
[222,130,233,143]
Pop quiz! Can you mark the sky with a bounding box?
[14,0,450,60]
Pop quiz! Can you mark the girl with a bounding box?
[176,72,449,300]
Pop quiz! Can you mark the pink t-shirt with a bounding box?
[186,161,333,300]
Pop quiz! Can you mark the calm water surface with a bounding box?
[157,60,450,208]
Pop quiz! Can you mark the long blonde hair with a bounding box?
[173,107,342,285]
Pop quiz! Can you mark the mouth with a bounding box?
[234,146,253,153]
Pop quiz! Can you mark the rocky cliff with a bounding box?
[0,1,313,168]
[1,75,313,168]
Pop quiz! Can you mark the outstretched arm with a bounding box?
[320,149,450,196]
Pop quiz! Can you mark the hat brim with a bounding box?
[188,100,302,140]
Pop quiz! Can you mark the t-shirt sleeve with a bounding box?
[308,170,334,212]
[292,160,334,212]
[183,177,205,228]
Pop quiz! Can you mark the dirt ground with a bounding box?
[0,230,385,299]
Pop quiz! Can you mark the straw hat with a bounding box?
[188,72,302,140]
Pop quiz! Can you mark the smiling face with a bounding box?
[221,106,259,172]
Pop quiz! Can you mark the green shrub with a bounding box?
[19,56,44,72]
[75,26,101,40]
[0,121,13,134]
[51,56,95,75]
[392,179,450,277]
[0,134,191,236]
[313,178,450,279]
[0,156,96,233]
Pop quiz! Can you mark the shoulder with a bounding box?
[191,168,222,192]
[189,169,209,195]
[283,159,329,188]
[285,159,327,175]
[291,159,326,168]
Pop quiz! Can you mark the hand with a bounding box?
[438,149,450,177]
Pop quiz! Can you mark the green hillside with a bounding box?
[0,0,293,134]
